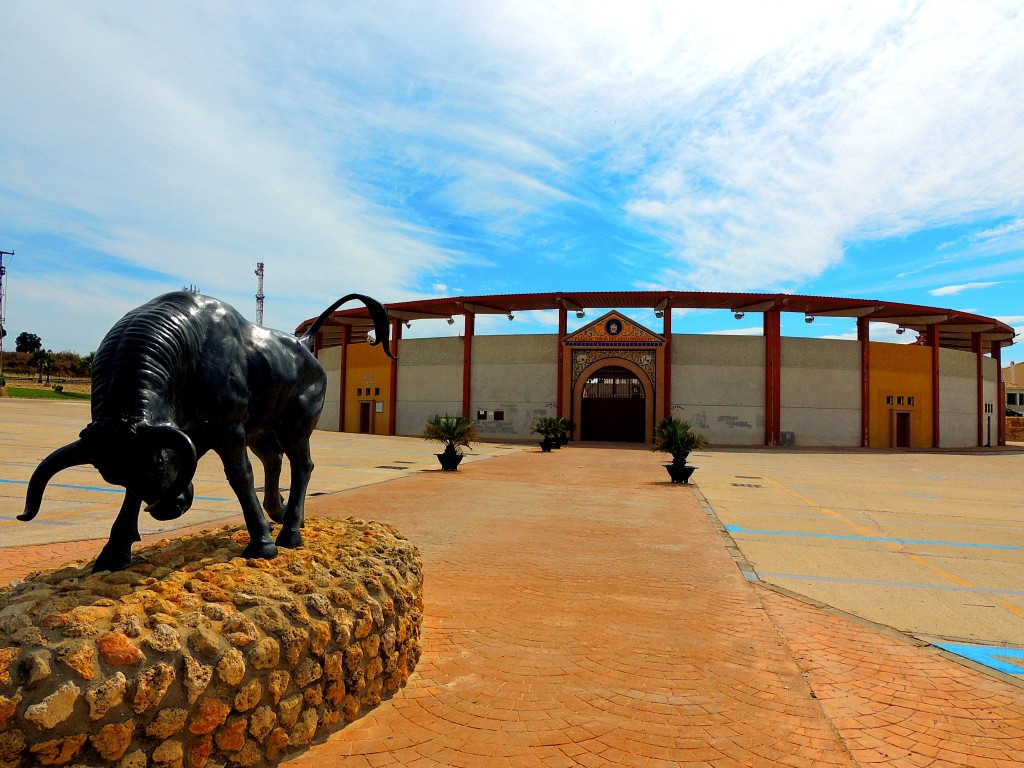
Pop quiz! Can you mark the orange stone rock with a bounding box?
[0,648,18,686]
[214,715,247,752]
[96,631,145,666]
[265,728,290,761]
[187,734,213,768]
[28,733,87,766]
[0,693,21,731]
[310,620,331,656]
[188,697,231,735]
[56,641,98,681]
[90,719,135,761]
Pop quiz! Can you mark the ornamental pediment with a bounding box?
[563,311,664,348]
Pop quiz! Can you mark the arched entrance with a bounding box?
[579,365,648,442]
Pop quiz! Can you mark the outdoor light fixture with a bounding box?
[896,326,906,335]
[446,316,455,325]
[655,310,664,318]
[507,312,515,321]
[366,333,375,344]
[576,310,585,319]
[804,315,814,324]
[734,312,745,319]
[404,321,411,329]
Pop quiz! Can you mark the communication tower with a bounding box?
[0,250,13,378]
[255,262,265,327]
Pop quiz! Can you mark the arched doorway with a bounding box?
[579,365,647,442]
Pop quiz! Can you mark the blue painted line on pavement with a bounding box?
[0,478,231,502]
[934,642,1024,675]
[725,524,1022,551]
[757,572,1024,597]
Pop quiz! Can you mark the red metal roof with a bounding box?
[296,291,1015,354]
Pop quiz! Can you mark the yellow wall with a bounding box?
[342,341,394,435]
[869,342,932,448]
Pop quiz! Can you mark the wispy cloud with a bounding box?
[1,1,1022,358]
[929,282,999,296]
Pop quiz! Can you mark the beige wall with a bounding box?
[316,346,342,431]
[939,348,978,448]
[671,334,764,446]
[470,335,558,440]
[1005,361,1024,386]
[780,338,860,447]
[395,337,463,436]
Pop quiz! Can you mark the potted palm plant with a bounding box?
[557,417,575,447]
[653,417,708,483]
[421,414,478,471]
[531,416,562,452]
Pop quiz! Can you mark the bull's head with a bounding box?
[20,421,198,523]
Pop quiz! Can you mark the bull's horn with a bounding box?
[300,293,396,359]
[137,426,198,513]
[20,440,89,521]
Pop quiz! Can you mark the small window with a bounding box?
[476,410,487,420]
[897,396,904,405]
[374,387,380,396]
[886,396,893,405]
[356,388,362,396]
[907,396,915,406]
[493,411,504,421]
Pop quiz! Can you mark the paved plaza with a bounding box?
[2,399,1024,766]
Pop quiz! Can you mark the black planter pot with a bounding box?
[664,463,696,484]
[436,451,464,471]
[539,439,554,452]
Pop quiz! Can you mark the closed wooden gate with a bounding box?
[580,366,646,442]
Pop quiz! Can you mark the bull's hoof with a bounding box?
[93,545,133,573]
[276,527,303,549]
[241,541,279,560]
[263,494,286,524]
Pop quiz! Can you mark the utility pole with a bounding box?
[0,250,13,380]
[255,262,265,327]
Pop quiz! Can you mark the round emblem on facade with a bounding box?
[605,319,623,336]
[640,353,653,365]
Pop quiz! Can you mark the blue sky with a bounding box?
[1,1,1022,361]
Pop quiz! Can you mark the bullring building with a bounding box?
[296,292,1015,449]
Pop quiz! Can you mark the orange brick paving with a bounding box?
[2,444,1023,766]
[758,587,1024,768]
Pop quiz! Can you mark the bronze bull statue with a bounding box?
[20,291,392,571]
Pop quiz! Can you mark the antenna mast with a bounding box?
[255,262,265,327]
[0,250,13,380]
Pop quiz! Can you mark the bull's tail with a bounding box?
[299,294,395,359]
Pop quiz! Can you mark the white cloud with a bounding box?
[929,282,999,296]
[2,1,1023,349]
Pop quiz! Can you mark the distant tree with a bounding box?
[16,332,42,354]
[30,348,55,383]
[76,351,96,377]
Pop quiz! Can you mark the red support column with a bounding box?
[994,343,1005,446]
[662,309,672,422]
[764,310,781,446]
[556,307,567,418]
[929,325,941,448]
[858,317,870,448]
[388,320,401,436]
[973,333,984,447]
[338,325,350,432]
[462,312,474,419]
